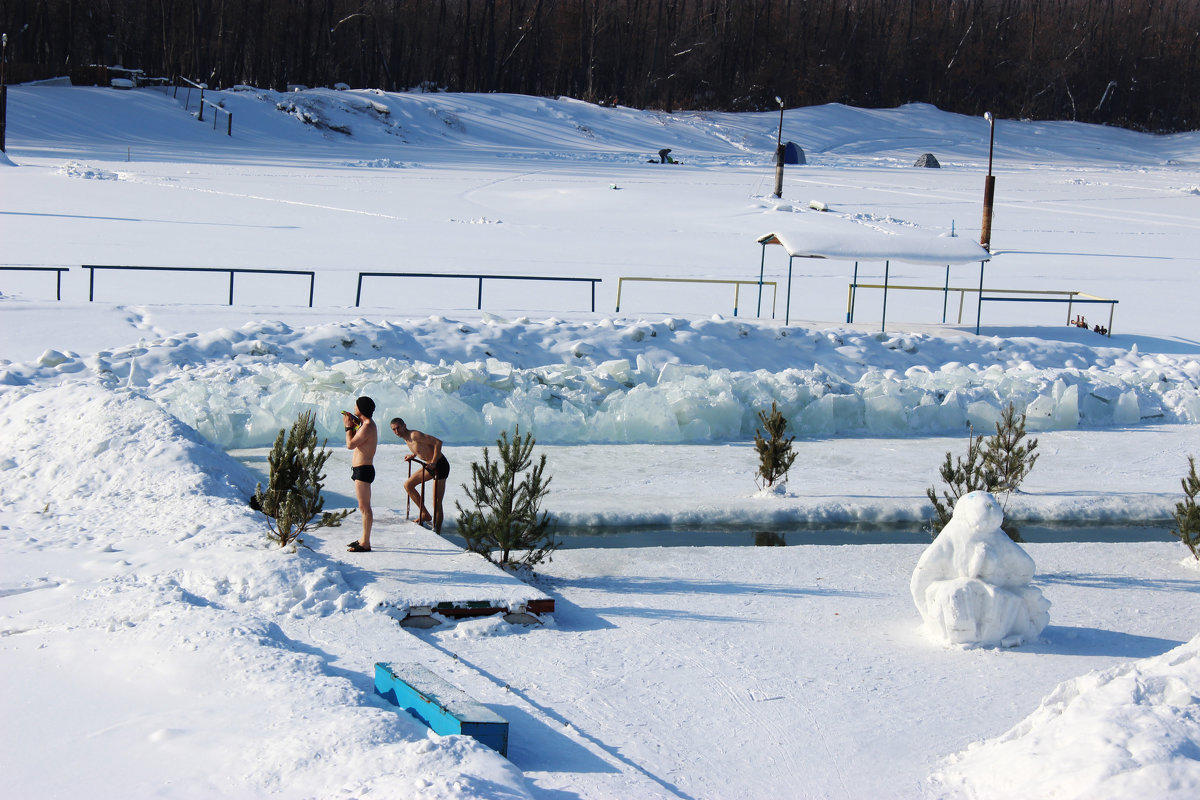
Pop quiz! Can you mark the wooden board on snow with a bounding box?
[305,510,553,624]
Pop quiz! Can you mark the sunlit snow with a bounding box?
[2,83,1198,799]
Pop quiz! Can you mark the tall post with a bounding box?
[1,33,9,152]
[881,261,890,332]
[757,242,767,316]
[772,96,785,198]
[980,112,996,250]
[848,262,859,323]
[784,255,795,326]
[976,261,986,335]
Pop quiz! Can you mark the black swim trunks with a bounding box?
[424,454,450,480]
[351,465,376,484]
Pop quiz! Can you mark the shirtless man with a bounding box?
[391,417,449,532]
[343,397,378,552]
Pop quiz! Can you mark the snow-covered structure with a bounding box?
[755,221,990,327]
[910,492,1051,646]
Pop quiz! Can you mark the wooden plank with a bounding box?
[375,662,509,756]
[310,515,554,624]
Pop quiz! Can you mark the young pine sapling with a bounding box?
[754,401,797,491]
[1170,455,1200,561]
[252,410,350,548]
[982,402,1040,492]
[456,427,559,569]
[926,402,1039,541]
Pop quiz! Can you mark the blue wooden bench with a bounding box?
[374,662,509,757]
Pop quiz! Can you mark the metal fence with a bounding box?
[0,266,70,300]
[615,276,778,318]
[847,279,1118,335]
[355,272,601,311]
[85,265,316,307]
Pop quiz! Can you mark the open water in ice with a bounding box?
[232,450,1174,548]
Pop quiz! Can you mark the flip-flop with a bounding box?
[347,541,371,552]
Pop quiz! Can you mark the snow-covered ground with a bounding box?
[2,83,1199,799]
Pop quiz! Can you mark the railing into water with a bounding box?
[84,265,316,306]
[355,271,601,311]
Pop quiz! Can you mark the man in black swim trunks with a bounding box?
[391,417,449,532]
[344,397,378,552]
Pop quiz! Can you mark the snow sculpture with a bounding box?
[911,491,1050,646]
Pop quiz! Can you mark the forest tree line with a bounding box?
[3,0,1197,132]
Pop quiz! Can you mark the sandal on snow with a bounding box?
[347,541,371,552]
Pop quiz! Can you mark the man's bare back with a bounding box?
[401,429,438,462]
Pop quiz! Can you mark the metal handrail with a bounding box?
[199,98,232,136]
[0,266,70,300]
[615,276,778,318]
[846,281,1118,335]
[355,271,601,311]
[406,457,428,523]
[84,265,316,307]
[173,77,206,112]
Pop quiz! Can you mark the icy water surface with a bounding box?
[231,448,1176,548]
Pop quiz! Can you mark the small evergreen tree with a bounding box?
[754,402,797,490]
[456,427,559,569]
[1170,455,1200,560]
[982,402,1040,492]
[926,430,989,533]
[926,402,1039,541]
[252,410,350,548]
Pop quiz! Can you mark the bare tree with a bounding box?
[2,0,1197,130]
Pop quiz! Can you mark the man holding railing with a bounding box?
[391,417,449,532]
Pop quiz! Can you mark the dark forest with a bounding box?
[3,0,1197,131]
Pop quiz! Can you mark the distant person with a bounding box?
[391,417,449,532]
[344,397,378,552]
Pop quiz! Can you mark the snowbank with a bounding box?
[3,85,1199,799]
[2,315,1197,449]
[0,380,531,798]
[929,633,1200,799]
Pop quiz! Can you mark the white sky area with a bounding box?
[1,83,1199,799]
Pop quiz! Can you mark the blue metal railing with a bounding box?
[84,265,315,307]
[0,266,70,300]
[355,271,601,311]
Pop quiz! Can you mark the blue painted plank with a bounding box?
[375,662,509,756]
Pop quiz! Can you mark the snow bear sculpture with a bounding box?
[911,491,1050,646]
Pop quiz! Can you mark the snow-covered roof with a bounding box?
[758,222,991,266]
